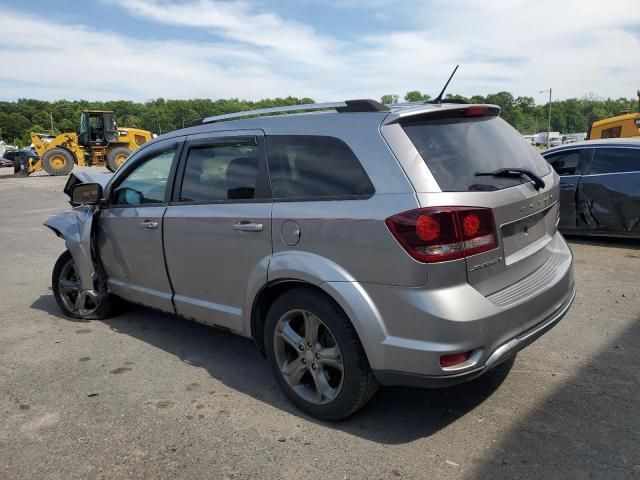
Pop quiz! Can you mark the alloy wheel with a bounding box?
[273,309,344,405]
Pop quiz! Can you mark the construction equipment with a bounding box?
[24,110,152,176]
[587,90,640,140]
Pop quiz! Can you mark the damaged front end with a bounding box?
[44,171,112,315]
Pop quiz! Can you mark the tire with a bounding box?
[42,148,75,176]
[13,158,21,174]
[106,147,131,172]
[264,287,378,420]
[52,250,120,320]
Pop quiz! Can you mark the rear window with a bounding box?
[266,135,374,199]
[402,116,551,192]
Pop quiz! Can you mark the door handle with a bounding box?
[139,220,159,230]
[233,222,263,232]
[560,183,575,188]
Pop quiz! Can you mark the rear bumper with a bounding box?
[373,285,575,387]
[343,232,575,386]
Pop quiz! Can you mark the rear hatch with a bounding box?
[383,105,559,296]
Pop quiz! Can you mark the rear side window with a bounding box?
[402,116,551,192]
[266,135,374,199]
[590,148,640,175]
[546,150,581,176]
[180,143,260,202]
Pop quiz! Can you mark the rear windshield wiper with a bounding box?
[475,168,545,191]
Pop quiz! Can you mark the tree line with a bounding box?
[1,92,638,146]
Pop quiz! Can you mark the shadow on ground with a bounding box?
[469,318,640,479]
[31,294,513,444]
[566,235,640,251]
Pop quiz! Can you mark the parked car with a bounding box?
[542,138,640,238]
[0,155,14,168]
[2,148,39,172]
[44,99,576,420]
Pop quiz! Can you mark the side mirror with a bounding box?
[71,182,103,206]
[114,187,144,206]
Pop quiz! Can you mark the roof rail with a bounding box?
[202,99,389,124]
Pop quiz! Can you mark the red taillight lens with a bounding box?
[440,351,471,368]
[385,207,498,263]
[465,106,489,117]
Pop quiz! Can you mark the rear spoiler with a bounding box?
[384,104,501,125]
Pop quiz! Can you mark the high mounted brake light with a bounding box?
[385,207,498,263]
[465,106,490,117]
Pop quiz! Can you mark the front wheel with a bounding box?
[52,250,118,319]
[264,288,378,420]
[42,148,74,176]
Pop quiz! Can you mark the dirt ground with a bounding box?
[1,168,639,480]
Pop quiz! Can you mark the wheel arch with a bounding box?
[248,257,387,369]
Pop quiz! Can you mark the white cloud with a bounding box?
[0,0,639,102]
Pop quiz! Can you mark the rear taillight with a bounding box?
[385,207,498,263]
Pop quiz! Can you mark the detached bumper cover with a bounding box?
[373,285,576,388]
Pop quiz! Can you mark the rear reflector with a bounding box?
[440,352,471,368]
[385,207,498,263]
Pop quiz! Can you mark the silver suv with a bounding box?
[46,99,576,420]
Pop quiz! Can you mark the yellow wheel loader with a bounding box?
[24,110,152,176]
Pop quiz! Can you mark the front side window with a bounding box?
[112,149,175,205]
[590,148,640,175]
[546,150,581,176]
[266,135,374,199]
[179,143,260,202]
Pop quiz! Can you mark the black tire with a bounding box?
[106,147,131,172]
[264,287,378,420]
[42,148,74,176]
[13,158,21,174]
[52,250,120,320]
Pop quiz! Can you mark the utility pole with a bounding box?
[49,112,55,135]
[539,88,552,149]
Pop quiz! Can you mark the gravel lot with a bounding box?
[1,167,639,480]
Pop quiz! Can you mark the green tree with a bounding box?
[380,94,399,104]
[404,91,431,102]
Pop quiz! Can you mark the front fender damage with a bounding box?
[44,206,98,303]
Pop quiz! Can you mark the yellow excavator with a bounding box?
[23,110,152,175]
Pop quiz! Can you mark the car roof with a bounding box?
[144,100,501,148]
[542,137,640,155]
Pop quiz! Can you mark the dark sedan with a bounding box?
[542,139,640,238]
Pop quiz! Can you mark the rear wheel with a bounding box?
[42,148,74,176]
[264,287,378,420]
[52,250,119,320]
[106,147,131,172]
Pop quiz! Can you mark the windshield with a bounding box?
[402,116,551,192]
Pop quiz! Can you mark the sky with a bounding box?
[0,0,639,104]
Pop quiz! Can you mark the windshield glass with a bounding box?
[402,116,551,192]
